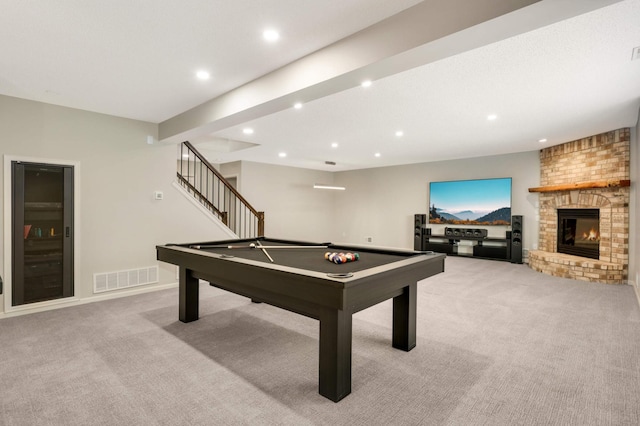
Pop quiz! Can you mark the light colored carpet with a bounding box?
[1,256,639,425]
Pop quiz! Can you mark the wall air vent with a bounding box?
[93,266,159,293]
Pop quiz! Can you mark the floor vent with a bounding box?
[93,266,159,293]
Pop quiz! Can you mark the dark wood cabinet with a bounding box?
[12,162,74,306]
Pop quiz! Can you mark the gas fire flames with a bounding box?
[582,228,600,241]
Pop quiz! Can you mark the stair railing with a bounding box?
[177,141,264,238]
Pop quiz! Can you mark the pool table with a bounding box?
[156,237,445,402]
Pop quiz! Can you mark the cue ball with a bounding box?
[249,243,256,248]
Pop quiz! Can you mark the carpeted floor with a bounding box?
[1,256,639,425]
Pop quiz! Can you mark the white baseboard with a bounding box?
[0,282,178,320]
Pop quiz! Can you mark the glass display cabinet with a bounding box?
[11,162,74,306]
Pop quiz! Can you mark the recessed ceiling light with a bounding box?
[263,29,280,42]
[361,80,372,88]
[374,152,381,158]
[395,130,404,137]
[243,128,254,135]
[487,114,498,121]
[196,70,210,80]
[293,102,303,109]
[278,152,287,158]
[331,142,339,148]
[539,138,547,143]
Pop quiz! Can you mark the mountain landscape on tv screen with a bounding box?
[430,206,511,225]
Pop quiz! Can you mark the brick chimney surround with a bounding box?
[528,128,630,284]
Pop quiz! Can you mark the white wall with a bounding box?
[238,161,336,241]
[220,161,241,182]
[233,151,539,251]
[0,95,231,314]
[1,94,634,317]
[331,151,540,250]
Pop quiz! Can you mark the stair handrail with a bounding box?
[176,172,228,224]
[179,141,264,237]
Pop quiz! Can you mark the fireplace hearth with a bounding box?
[557,208,600,259]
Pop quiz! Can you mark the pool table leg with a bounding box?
[392,283,417,351]
[179,267,199,323]
[318,308,352,402]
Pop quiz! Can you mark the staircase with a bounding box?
[177,141,264,238]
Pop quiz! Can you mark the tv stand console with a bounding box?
[421,227,512,262]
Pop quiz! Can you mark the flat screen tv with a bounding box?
[429,177,512,226]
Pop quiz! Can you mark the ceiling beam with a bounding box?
[159,0,622,144]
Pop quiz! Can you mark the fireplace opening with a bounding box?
[557,209,600,259]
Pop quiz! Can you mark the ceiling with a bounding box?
[2,0,639,171]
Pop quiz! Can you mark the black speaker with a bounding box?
[510,215,523,264]
[422,228,431,250]
[414,214,426,250]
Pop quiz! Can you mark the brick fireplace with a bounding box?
[528,129,630,284]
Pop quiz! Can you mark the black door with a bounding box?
[12,162,74,306]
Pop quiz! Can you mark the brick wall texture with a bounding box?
[530,128,630,284]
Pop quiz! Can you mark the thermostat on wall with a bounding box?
[154,191,164,200]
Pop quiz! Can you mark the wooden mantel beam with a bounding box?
[528,179,630,193]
